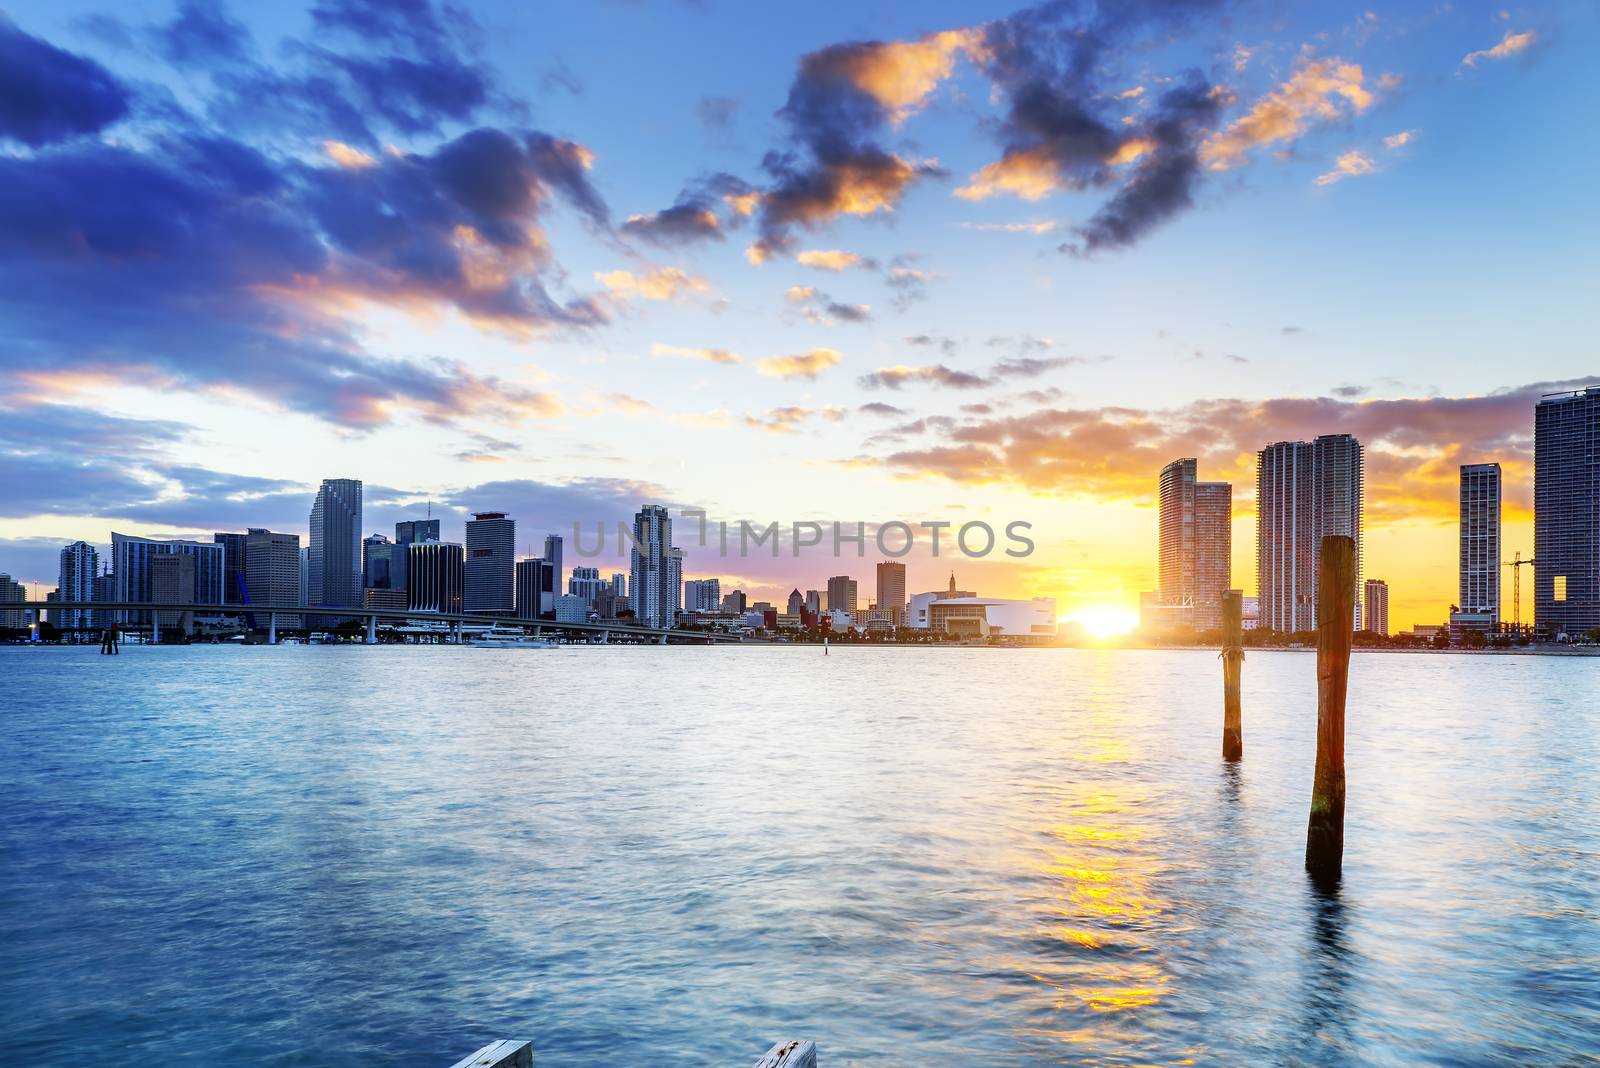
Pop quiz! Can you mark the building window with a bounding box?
[1554,576,1567,602]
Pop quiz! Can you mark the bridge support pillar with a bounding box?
[658,631,667,645]
[365,615,377,644]
[152,612,160,645]
[268,613,277,645]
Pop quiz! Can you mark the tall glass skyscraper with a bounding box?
[111,533,224,625]
[1535,386,1599,638]
[308,478,362,609]
[629,505,680,629]
[465,512,515,614]
[1459,463,1501,627]
[1256,434,1363,633]
[56,541,98,630]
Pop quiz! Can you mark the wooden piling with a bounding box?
[447,1039,532,1068]
[752,1040,817,1068]
[1305,535,1356,888]
[1221,589,1244,761]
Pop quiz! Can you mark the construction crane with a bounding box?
[1503,551,1535,632]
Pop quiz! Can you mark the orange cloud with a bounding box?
[796,249,863,271]
[322,140,377,169]
[649,342,743,365]
[745,404,848,433]
[1463,29,1537,67]
[825,28,986,122]
[1202,57,1380,170]
[595,266,708,302]
[756,348,844,379]
[1315,150,1376,186]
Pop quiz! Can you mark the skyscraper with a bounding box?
[875,561,906,625]
[1459,464,1501,627]
[1364,578,1389,637]
[1157,459,1232,631]
[569,566,605,605]
[1535,386,1600,638]
[150,553,196,635]
[111,533,224,626]
[543,534,564,603]
[395,518,441,546]
[786,588,805,616]
[516,558,550,620]
[611,573,627,600]
[465,512,516,614]
[407,541,463,614]
[0,573,24,629]
[245,528,302,627]
[629,505,681,629]
[213,532,248,604]
[1256,435,1364,633]
[56,541,98,630]
[683,577,721,613]
[363,534,398,590]
[826,574,858,614]
[308,478,362,609]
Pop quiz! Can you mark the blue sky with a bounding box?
[1,0,1595,627]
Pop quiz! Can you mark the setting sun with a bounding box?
[1069,605,1141,640]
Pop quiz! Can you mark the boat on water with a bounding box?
[467,626,558,649]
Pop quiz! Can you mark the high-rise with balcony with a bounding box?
[629,505,681,629]
[1459,464,1501,628]
[1363,578,1389,636]
[1156,458,1232,631]
[1535,387,1600,638]
[308,478,362,609]
[465,512,516,615]
[1256,435,1364,633]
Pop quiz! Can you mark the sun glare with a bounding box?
[1069,605,1141,640]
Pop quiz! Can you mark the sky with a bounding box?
[1,0,1596,632]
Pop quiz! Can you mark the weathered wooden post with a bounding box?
[447,1040,531,1068]
[753,1040,817,1067]
[1305,535,1356,888]
[1221,588,1244,761]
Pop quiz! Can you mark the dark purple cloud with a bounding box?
[0,18,129,146]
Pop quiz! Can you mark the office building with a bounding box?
[111,533,224,625]
[684,578,722,613]
[905,587,1058,642]
[1364,579,1389,637]
[555,594,589,624]
[56,541,98,630]
[1256,434,1364,633]
[805,590,821,616]
[308,478,363,610]
[629,505,682,629]
[151,553,196,635]
[1155,459,1232,631]
[875,561,907,625]
[569,566,605,605]
[1535,387,1599,638]
[787,588,805,616]
[1458,463,1501,630]
[395,518,441,545]
[407,541,463,614]
[299,546,309,607]
[543,534,564,603]
[213,532,247,604]
[516,558,551,621]
[465,512,516,615]
[0,573,25,629]
[94,568,115,628]
[363,534,399,591]
[826,575,858,615]
[721,589,747,614]
[245,529,302,627]
[611,573,627,600]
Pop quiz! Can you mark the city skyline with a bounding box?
[0,1,1596,633]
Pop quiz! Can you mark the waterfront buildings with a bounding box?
[1257,434,1364,633]
[363,534,399,591]
[395,518,441,545]
[1535,387,1600,638]
[465,512,516,615]
[245,529,302,627]
[875,561,906,625]
[0,573,25,629]
[721,589,747,614]
[1151,458,1233,631]
[554,594,589,623]
[111,533,224,625]
[1456,463,1502,635]
[805,590,821,616]
[826,574,858,615]
[904,575,1057,641]
[569,566,605,605]
[151,553,195,634]
[544,534,564,604]
[56,541,97,630]
[407,541,463,614]
[308,478,362,610]
[213,532,247,604]
[516,558,550,621]
[629,505,682,629]
[1364,579,1390,637]
[684,577,721,613]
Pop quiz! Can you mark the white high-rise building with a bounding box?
[308,478,362,610]
[1256,434,1364,633]
[569,566,605,605]
[683,577,721,613]
[1156,458,1232,631]
[629,505,681,629]
[57,541,98,630]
